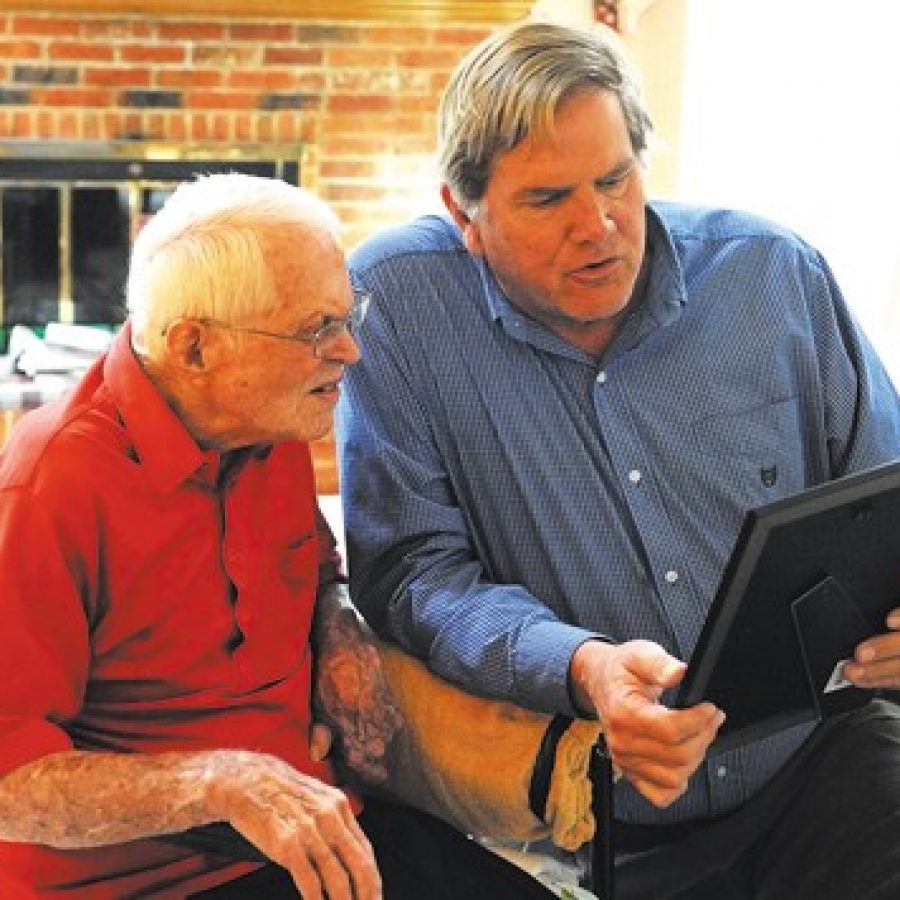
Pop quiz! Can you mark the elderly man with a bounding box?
[338,21,900,900]
[0,174,557,899]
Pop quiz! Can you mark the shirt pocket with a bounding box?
[691,396,805,511]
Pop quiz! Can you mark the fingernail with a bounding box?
[858,646,875,663]
[888,613,900,629]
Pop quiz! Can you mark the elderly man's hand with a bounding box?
[844,606,900,690]
[570,639,725,808]
[313,608,404,784]
[203,750,382,900]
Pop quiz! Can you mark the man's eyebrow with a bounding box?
[599,158,637,181]
[512,158,637,203]
[512,183,572,203]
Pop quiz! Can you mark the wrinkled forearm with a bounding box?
[0,748,225,849]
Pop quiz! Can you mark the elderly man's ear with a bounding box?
[162,319,212,372]
[440,184,485,257]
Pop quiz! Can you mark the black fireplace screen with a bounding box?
[0,143,301,351]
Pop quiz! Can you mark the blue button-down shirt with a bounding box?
[338,202,900,824]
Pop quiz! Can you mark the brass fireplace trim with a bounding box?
[0,141,303,328]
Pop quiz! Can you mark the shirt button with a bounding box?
[716,765,728,778]
[664,569,679,584]
[596,371,607,384]
[628,469,642,484]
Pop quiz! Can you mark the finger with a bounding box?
[323,813,381,900]
[844,657,900,689]
[308,844,354,900]
[309,724,333,763]
[627,773,690,808]
[287,848,326,900]
[606,701,723,752]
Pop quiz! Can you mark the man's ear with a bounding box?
[440,184,484,256]
[163,319,209,371]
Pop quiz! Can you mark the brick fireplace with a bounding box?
[0,2,540,490]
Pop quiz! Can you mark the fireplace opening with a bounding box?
[0,142,302,352]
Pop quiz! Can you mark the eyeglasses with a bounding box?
[185,290,371,359]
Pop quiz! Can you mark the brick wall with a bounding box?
[0,10,504,248]
[0,8,518,493]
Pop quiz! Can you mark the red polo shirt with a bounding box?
[0,327,346,897]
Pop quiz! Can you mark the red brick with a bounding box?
[146,112,165,138]
[186,91,257,111]
[99,109,121,136]
[274,111,297,142]
[432,27,492,46]
[295,73,326,93]
[82,110,101,140]
[228,70,295,91]
[397,48,467,68]
[121,44,185,64]
[33,87,112,107]
[327,95,394,114]
[157,69,222,89]
[192,44,259,67]
[158,22,225,41]
[326,183,390,203]
[299,117,317,144]
[212,113,230,141]
[167,112,187,141]
[123,111,142,137]
[230,23,293,42]
[257,113,274,142]
[48,42,114,62]
[319,159,377,179]
[0,40,41,59]
[297,25,361,44]
[12,16,79,37]
[322,135,392,156]
[322,113,409,137]
[191,114,209,141]
[12,109,31,138]
[84,19,152,40]
[85,67,151,88]
[326,48,393,68]
[58,110,78,139]
[264,46,323,66]
[234,113,252,142]
[36,109,53,138]
[397,95,440,114]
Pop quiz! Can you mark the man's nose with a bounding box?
[570,187,615,242]
[322,327,361,365]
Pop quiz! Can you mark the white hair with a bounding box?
[126,172,341,355]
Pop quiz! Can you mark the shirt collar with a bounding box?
[103,323,210,495]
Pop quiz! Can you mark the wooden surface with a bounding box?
[13,0,532,22]
[0,408,340,495]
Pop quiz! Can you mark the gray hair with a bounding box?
[126,172,340,355]
[439,21,652,212]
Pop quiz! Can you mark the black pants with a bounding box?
[615,699,900,900]
[190,798,556,900]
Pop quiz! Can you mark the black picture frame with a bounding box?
[675,460,900,753]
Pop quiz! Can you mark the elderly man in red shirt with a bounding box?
[0,174,557,900]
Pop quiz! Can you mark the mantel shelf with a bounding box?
[4,1,532,23]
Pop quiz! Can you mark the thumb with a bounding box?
[309,723,333,763]
[653,656,686,689]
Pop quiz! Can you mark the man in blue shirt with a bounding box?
[338,21,900,899]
